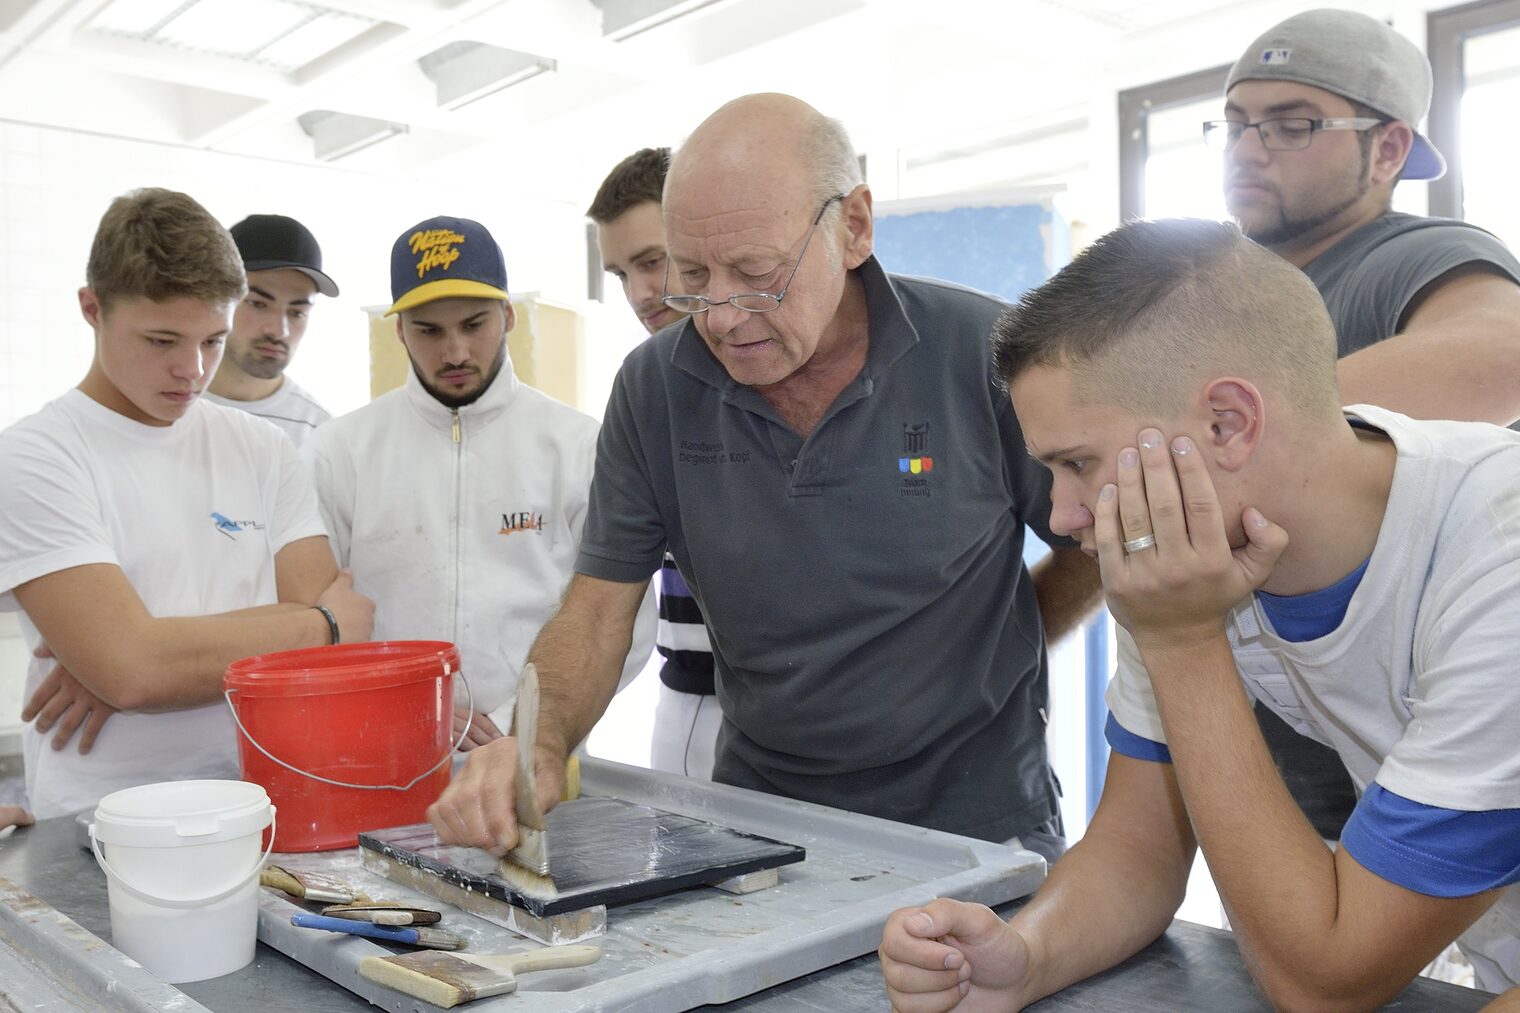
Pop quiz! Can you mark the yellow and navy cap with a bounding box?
[386,216,509,316]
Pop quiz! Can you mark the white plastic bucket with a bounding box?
[89,779,275,983]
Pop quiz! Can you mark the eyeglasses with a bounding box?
[1202,117,1385,152]
[661,193,846,315]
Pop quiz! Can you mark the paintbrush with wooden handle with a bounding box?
[504,663,554,895]
[360,943,601,1007]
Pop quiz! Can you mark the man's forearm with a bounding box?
[528,574,649,760]
[1009,754,1194,1004]
[1337,266,1520,427]
[1338,331,1520,426]
[1143,637,1364,1004]
[1031,546,1104,645]
[108,607,337,712]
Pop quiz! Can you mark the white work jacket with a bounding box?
[308,361,655,724]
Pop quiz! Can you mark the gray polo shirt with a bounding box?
[578,256,1064,841]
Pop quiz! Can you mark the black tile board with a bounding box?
[358,794,805,917]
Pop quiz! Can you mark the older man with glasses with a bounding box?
[1207,7,1520,852]
[428,93,1102,861]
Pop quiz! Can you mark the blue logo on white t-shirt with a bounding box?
[211,512,266,539]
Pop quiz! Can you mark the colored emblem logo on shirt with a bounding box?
[409,228,466,279]
[899,421,934,474]
[499,511,545,536]
[210,512,266,540]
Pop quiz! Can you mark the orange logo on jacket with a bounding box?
[499,511,545,535]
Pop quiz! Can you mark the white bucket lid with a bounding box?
[93,779,272,848]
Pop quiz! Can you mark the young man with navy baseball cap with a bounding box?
[206,214,340,445]
[307,217,654,748]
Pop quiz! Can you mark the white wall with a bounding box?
[0,118,598,431]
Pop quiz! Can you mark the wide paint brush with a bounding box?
[360,943,601,1008]
[505,663,554,893]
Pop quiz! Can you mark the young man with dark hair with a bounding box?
[1215,7,1520,844]
[0,188,371,825]
[880,217,1520,1009]
[588,147,719,779]
[308,216,654,745]
[205,214,338,446]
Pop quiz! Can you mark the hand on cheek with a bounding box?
[1094,428,1288,650]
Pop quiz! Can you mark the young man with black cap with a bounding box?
[1214,8,1520,845]
[205,214,339,446]
[588,147,719,780]
[307,216,654,744]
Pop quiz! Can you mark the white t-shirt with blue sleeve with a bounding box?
[1103,405,1520,993]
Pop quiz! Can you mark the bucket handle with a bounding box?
[222,668,473,792]
[89,807,277,910]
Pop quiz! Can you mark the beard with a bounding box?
[227,341,288,381]
[413,339,507,409]
[1232,144,1373,248]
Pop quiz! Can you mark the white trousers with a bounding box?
[650,683,721,781]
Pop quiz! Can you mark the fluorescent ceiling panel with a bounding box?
[85,0,379,71]
[154,0,311,54]
[87,0,187,35]
[256,10,376,70]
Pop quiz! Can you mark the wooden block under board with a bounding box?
[709,868,779,895]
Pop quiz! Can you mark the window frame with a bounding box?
[1427,0,1520,219]
[1116,64,1230,220]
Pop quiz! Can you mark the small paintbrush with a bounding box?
[290,913,465,950]
[360,943,601,1008]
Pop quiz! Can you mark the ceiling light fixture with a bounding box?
[297,110,408,161]
[417,41,556,111]
[591,0,731,42]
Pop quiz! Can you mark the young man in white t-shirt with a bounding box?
[203,214,336,445]
[880,218,1520,1008]
[0,188,373,825]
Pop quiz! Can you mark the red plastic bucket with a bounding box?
[224,641,462,852]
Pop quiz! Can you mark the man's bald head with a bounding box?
[666,94,863,228]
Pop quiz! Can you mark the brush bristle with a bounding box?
[361,952,509,1008]
[497,857,559,899]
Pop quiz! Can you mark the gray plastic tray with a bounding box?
[254,757,1046,1011]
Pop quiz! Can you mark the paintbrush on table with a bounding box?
[261,864,370,905]
[360,943,601,1007]
[290,913,465,950]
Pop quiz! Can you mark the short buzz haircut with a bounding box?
[86,188,247,312]
[586,147,671,224]
[992,218,1341,419]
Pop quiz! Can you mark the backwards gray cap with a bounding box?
[1225,8,1445,181]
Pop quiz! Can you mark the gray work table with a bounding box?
[0,815,1496,1011]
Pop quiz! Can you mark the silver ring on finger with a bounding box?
[1123,533,1157,553]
